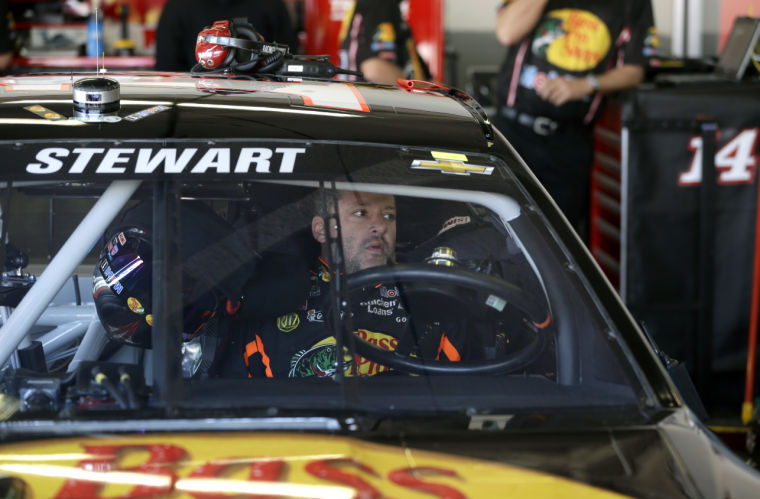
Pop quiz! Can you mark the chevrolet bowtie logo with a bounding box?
[411,159,494,176]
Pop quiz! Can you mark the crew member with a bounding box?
[493,0,658,238]
[339,0,430,84]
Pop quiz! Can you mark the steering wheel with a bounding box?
[342,264,549,375]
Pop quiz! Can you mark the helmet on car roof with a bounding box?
[92,226,219,348]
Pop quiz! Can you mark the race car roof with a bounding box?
[0,73,494,151]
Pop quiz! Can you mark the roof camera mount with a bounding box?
[72,77,121,123]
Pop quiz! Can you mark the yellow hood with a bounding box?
[0,432,629,498]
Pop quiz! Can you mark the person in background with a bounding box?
[339,0,430,85]
[154,0,297,71]
[492,0,658,239]
[0,0,14,73]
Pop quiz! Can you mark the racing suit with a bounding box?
[243,258,465,378]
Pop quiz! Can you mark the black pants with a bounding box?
[493,114,593,239]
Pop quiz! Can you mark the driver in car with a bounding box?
[240,190,466,378]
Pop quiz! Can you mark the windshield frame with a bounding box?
[153,178,661,416]
[0,143,679,424]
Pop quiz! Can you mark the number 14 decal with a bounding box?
[679,128,759,186]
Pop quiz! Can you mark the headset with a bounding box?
[194,18,364,80]
[194,18,288,74]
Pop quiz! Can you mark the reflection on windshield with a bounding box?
[0,177,644,422]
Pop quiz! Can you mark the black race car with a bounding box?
[0,69,757,498]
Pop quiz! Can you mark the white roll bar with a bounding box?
[0,180,141,367]
[67,319,109,373]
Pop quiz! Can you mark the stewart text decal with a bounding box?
[24,146,307,175]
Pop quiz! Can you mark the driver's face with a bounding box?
[329,191,396,273]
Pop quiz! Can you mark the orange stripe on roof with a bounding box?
[348,84,370,112]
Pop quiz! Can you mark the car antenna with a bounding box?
[95,6,99,76]
[92,6,108,76]
[71,7,121,123]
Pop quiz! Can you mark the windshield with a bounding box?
[0,143,654,430]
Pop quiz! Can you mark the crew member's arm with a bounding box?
[495,0,549,46]
[536,64,645,106]
[0,52,10,72]
[360,58,404,85]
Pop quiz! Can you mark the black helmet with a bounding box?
[92,226,219,348]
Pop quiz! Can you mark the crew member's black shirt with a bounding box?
[496,0,657,124]
[339,0,430,81]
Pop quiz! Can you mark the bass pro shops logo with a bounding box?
[533,9,610,72]
[25,147,306,175]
